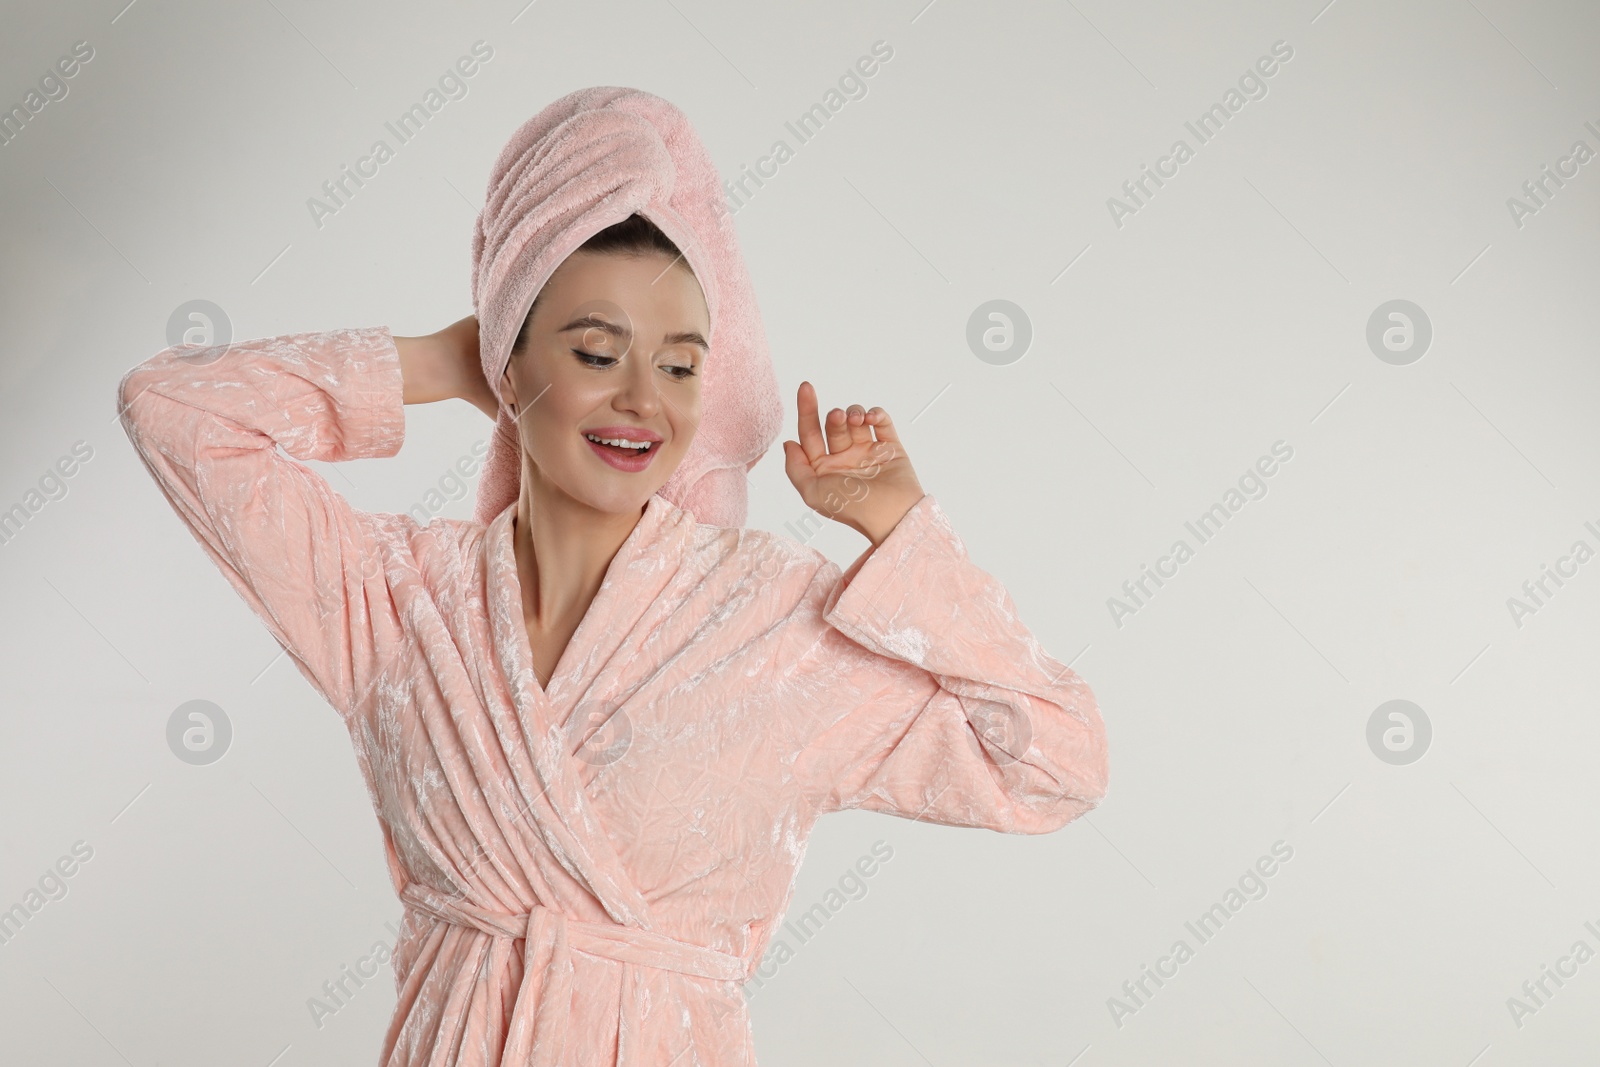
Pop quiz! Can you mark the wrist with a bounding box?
[859,491,925,547]
[397,332,450,405]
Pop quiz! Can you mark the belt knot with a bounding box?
[398,880,747,983]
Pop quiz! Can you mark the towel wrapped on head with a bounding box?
[470,86,783,528]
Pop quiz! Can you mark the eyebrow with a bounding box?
[559,314,709,353]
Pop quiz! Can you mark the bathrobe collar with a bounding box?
[480,490,695,927]
[483,492,693,710]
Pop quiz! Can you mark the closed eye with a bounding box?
[574,349,698,379]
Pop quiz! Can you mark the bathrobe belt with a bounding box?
[399,879,748,1062]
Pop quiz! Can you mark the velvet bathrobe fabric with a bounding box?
[118,326,1109,1066]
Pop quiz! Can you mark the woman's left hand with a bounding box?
[781,381,926,547]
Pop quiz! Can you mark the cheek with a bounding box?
[519,379,590,456]
[676,385,705,430]
[667,404,702,454]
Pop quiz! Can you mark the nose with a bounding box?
[612,351,662,419]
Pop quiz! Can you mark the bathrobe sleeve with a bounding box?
[790,494,1109,835]
[116,327,406,718]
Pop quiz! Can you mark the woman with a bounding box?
[117,88,1109,1067]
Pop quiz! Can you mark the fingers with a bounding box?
[843,404,875,449]
[797,382,898,457]
[796,381,826,463]
[781,439,814,491]
[823,405,855,454]
[867,406,900,444]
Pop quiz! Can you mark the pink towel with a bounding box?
[470,87,783,528]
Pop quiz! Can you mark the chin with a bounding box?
[567,470,680,516]
[591,492,657,516]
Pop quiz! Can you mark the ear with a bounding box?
[499,362,517,410]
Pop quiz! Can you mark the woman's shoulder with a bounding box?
[358,509,487,570]
[682,516,842,594]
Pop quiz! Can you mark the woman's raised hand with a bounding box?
[781,380,925,547]
[395,315,499,421]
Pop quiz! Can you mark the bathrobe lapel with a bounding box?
[481,495,691,928]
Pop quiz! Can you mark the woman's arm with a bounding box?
[773,382,1107,833]
[393,315,500,420]
[118,326,414,718]
[788,493,1110,835]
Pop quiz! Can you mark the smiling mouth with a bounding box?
[582,432,656,456]
[581,432,660,472]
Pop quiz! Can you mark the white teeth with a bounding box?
[585,433,653,450]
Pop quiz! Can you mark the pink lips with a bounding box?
[581,428,660,473]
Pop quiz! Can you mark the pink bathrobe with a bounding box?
[117,326,1110,1067]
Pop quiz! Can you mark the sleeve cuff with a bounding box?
[822,493,956,661]
[325,326,406,461]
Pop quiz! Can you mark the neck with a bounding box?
[510,473,646,636]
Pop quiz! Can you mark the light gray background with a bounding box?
[2,0,1596,1064]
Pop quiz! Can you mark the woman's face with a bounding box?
[500,249,709,516]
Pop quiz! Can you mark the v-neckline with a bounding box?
[490,495,667,707]
[474,491,693,934]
